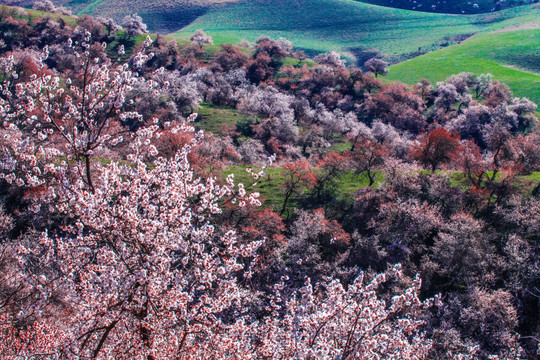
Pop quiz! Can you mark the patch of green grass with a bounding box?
[77,0,107,15]
[195,103,254,136]
[327,136,352,153]
[334,171,382,195]
[281,57,316,68]
[66,0,94,7]
[521,172,540,183]
[386,27,540,104]
[172,1,539,63]
[224,164,383,214]
[356,0,535,14]
[1,5,78,27]
[517,172,540,194]
[195,44,222,63]
[224,166,287,212]
[224,165,540,214]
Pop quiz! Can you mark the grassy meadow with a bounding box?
[196,102,254,136]
[387,26,540,105]
[0,4,78,26]
[173,1,539,61]
[70,0,217,32]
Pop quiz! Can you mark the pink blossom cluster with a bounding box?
[0,36,451,359]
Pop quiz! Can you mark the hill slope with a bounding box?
[355,0,538,14]
[10,1,539,59]
[386,24,540,105]
[172,1,540,63]
[6,0,244,33]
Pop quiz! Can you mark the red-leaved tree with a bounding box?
[410,128,460,173]
[279,159,317,217]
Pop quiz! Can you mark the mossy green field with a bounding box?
[387,26,540,105]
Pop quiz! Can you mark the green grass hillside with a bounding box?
[356,0,537,14]
[0,4,78,26]
[386,24,540,105]
[14,0,538,105]
[64,0,243,33]
[173,1,540,63]
[10,0,243,33]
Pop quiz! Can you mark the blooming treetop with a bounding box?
[0,34,455,359]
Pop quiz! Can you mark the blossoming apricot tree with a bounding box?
[0,34,445,359]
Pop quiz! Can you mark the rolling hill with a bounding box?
[386,23,540,105]
[355,0,538,14]
[8,1,539,44]
[7,0,538,103]
[6,0,244,33]
[172,1,540,63]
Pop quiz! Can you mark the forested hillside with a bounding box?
[0,4,539,359]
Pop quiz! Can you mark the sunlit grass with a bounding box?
[387,27,540,104]
[173,1,539,62]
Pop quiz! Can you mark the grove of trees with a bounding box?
[0,4,539,359]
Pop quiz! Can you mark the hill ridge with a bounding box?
[386,26,540,104]
[172,1,539,63]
